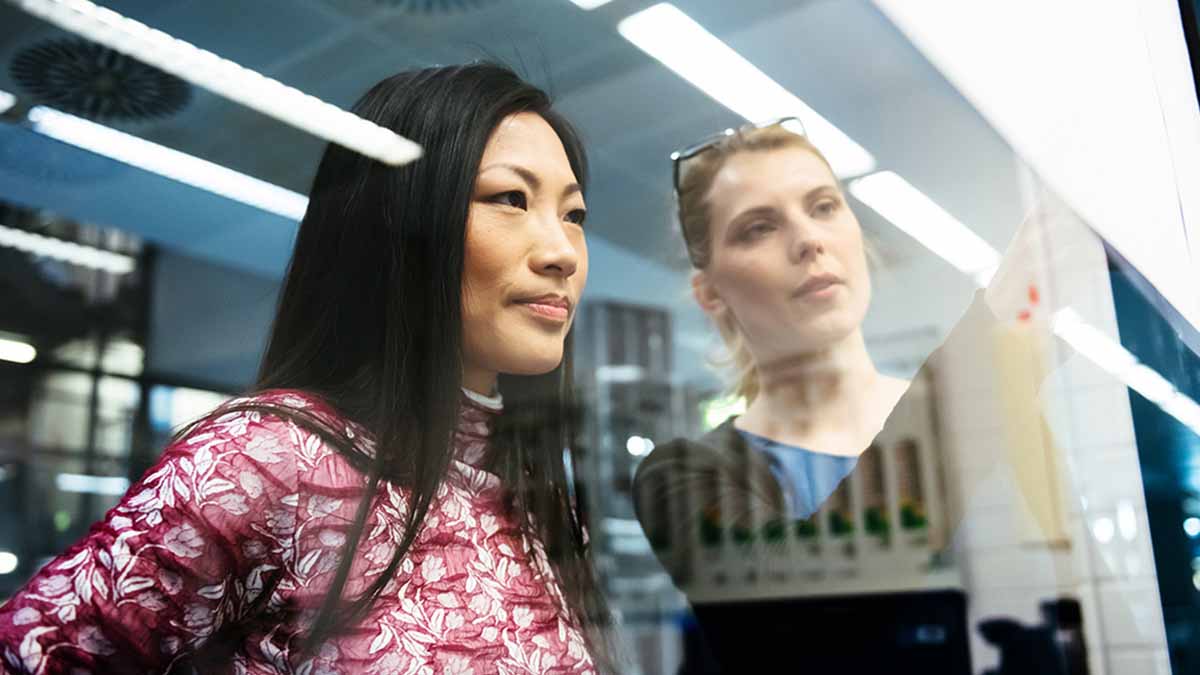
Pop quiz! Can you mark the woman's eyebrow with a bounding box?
[803,184,841,204]
[479,163,582,199]
[728,205,776,227]
[726,184,840,227]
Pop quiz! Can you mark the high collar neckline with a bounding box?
[461,387,503,412]
[454,388,501,472]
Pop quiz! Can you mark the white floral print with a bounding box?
[0,390,596,675]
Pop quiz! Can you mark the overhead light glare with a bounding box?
[0,222,136,274]
[1186,517,1200,538]
[11,0,421,166]
[618,3,876,177]
[626,435,656,457]
[55,472,130,496]
[0,337,37,364]
[1053,308,1200,436]
[28,106,309,220]
[849,170,1001,285]
[596,365,646,383]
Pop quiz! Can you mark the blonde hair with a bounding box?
[677,126,836,403]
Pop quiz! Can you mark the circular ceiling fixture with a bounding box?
[11,38,191,122]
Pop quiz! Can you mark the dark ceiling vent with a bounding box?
[367,0,500,12]
[10,38,191,122]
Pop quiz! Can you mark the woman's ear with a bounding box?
[691,271,726,316]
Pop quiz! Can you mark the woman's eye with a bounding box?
[813,199,839,218]
[491,190,527,210]
[565,209,587,226]
[740,222,774,240]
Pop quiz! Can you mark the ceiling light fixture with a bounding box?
[0,222,135,274]
[27,106,310,220]
[595,364,645,383]
[10,0,422,167]
[0,90,15,115]
[1053,307,1200,434]
[618,3,876,178]
[849,170,1001,285]
[569,0,613,9]
[0,337,37,364]
[55,472,130,496]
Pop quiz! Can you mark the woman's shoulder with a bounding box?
[223,388,349,425]
[200,388,362,439]
[635,420,745,481]
[167,388,364,483]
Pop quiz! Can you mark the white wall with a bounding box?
[872,0,1200,332]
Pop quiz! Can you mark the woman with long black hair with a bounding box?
[0,62,613,674]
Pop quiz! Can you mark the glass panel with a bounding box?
[0,2,1195,673]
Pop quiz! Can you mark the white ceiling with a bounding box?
[0,0,1025,276]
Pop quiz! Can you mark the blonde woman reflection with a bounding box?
[632,120,912,672]
[638,119,907,522]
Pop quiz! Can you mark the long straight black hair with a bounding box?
[183,62,613,669]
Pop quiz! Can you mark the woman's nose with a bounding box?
[787,219,826,262]
[530,216,579,278]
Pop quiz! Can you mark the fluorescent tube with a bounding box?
[28,106,309,220]
[0,338,37,364]
[618,3,876,178]
[849,170,1001,285]
[0,222,135,274]
[11,0,421,167]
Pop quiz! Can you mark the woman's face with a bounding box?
[694,146,870,365]
[461,112,589,393]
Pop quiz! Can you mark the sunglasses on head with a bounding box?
[670,116,807,195]
[670,116,808,261]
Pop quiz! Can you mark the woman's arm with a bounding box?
[0,406,302,674]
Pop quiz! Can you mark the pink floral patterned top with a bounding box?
[0,389,596,675]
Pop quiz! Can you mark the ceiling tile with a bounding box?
[273,30,428,108]
[147,0,350,73]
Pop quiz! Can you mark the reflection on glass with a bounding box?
[629,157,1196,673]
[0,0,1195,673]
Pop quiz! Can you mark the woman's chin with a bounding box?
[500,351,565,377]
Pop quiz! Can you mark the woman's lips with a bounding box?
[794,276,842,299]
[519,301,569,321]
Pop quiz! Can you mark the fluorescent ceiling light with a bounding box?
[0,90,15,114]
[28,106,309,220]
[11,0,421,167]
[618,3,876,178]
[0,337,37,364]
[596,364,645,383]
[1161,394,1200,432]
[0,222,135,274]
[1046,309,1139,376]
[1123,364,1177,405]
[849,170,1001,285]
[1051,309,1137,377]
[569,0,613,8]
[625,435,655,457]
[55,472,130,496]
[0,551,17,575]
[1053,307,1200,434]
[1186,517,1200,538]
[1091,517,1115,543]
